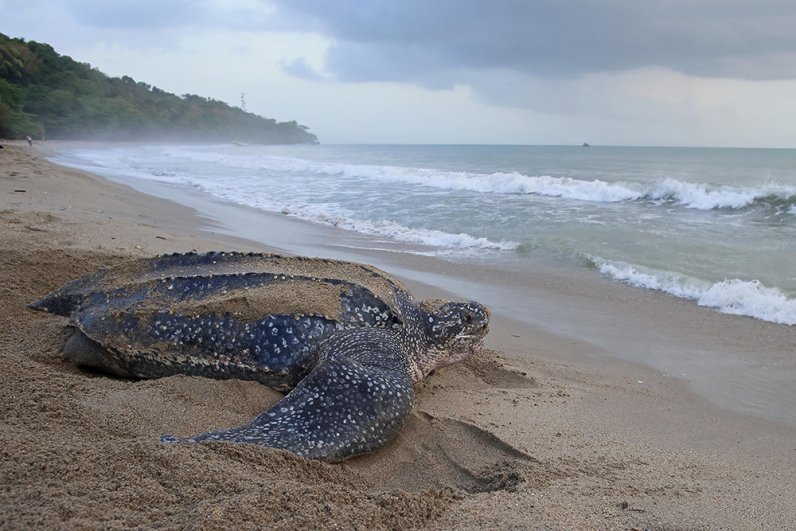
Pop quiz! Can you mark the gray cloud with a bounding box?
[281,57,324,80]
[271,0,796,82]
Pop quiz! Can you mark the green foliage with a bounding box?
[0,33,318,144]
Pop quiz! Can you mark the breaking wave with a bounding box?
[274,204,518,252]
[640,178,796,211]
[212,193,517,253]
[166,148,796,212]
[173,179,519,253]
[58,149,516,254]
[591,257,796,325]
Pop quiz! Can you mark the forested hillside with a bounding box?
[0,33,318,144]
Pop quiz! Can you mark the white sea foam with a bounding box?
[641,178,794,210]
[596,261,705,300]
[186,181,518,254]
[273,203,518,252]
[164,148,796,211]
[698,280,796,324]
[57,146,796,327]
[594,258,796,325]
[61,149,517,254]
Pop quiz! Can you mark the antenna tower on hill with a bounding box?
[241,92,247,112]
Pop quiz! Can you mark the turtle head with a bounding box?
[408,299,490,382]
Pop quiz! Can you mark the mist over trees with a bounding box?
[0,33,318,144]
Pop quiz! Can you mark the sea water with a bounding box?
[57,143,796,326]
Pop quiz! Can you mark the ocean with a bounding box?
[57,143,796,326]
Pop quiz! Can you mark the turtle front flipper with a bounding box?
[162,329,414,462]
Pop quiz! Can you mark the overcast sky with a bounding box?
[3,0,796,146]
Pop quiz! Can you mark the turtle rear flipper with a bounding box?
[63,329,135,378]
[162,329,414,462]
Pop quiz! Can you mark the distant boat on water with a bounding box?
[582,142,591,147]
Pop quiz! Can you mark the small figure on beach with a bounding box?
[26,135,32,147]
[31,251,489,462]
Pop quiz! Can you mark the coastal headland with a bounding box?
[1,141,794,529]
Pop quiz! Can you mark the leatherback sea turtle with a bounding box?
[31,252,489,462]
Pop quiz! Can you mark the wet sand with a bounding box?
[2,141,795,529]
[57,143,796,428]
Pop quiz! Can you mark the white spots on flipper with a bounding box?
[186,328,415,461]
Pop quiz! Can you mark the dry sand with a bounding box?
[1,141,795,530]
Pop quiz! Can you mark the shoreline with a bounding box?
[2,140,795,529]
[53,142,796,428]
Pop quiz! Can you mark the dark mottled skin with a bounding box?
[165,328,414,462]
[65,271,400,390]
[31,252,489,462]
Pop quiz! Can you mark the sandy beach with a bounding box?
[2,141,795,529]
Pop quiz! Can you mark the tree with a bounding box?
[0,32,318,144]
